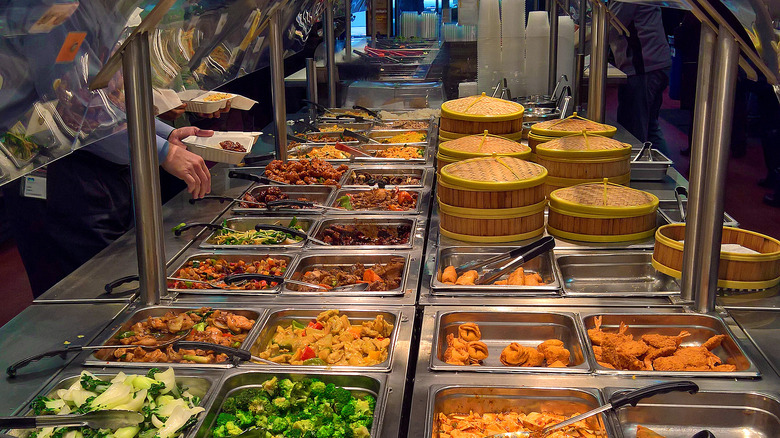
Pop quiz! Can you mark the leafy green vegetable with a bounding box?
[336,195,354,210]
[80,374,111,392]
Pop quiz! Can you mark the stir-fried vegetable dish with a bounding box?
[95,307,255,363]
[2,132,39,162]
[210,377,375,438]
[317,223,412,246]
[169,258,287,290]
[296,258,405,292]
[256,309,393,366]
[374,146,424,159]
[348,171,421,186]
[19,369,203,438]
[208,219,304,246]
[293,145,350,159]
[335,188,418,211]
[379,131,426,144]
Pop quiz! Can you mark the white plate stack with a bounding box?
[477,0,501,94]
[525,11,550,96]
[557,16,576,87]
[501,0,526,98]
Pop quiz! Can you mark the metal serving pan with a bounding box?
[554,252,681,297]
[246,307,402,372]
[344,166,427,188]
[283,252,410,296]
[231,185,336,215]
[580,312,760,378]
[287,142,359,162]
[167,253,296,295]
[316,121,374,131]
[199,217,315,250]
[307,216,416,250]
[424,386,612,438]
[658,199,739,228]
[430,311,590,373]
[430,246,560,295]
[84,306,266,368]
[375,120,431,130]
[606,389,780,438]
[630,149,673,181]
[368,129,429,139]
[232,165,351,188]
[301,132,367,142]
[191,370,387,438]
[328,188,424,214]
[351,142,429,164]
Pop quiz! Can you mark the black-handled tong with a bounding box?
[228,170,288,185]
[253,223,309,240]
[454,236,555,276]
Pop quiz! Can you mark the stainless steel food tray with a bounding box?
[301,132,366,142]
[328,187,425,214]
[167,253,296,295]
[424,386,612,438]
[288,142,429,164]
[316,121,374,131]
[307,216,417,250]
[284,252,411,296]
[191,370,388,438]
[430,311,591,373]
[580,312,760,378]
[658,199,739,228]
[630,149,673,181]
[605,389,780,438]
[84,306,267,368]
[554,252,681,297]
[344,166,428,188]
[199,216,315,250]
[246,307,403,372]
[231,185,336,215]
[430,246,560,295]
[231,166,350,188]
[368,129,429,139]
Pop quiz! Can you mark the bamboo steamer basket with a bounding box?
[440,93,525,135]
[652,224,780,290]
[439,128,524,142]
[438,156,547,209]
[528,132,558,153]
[437,132,532,172]
[436,151,459,172]
[547,181,659,242]
[544,172,631,197]
[438,197,547,242]
[530,113,618,138]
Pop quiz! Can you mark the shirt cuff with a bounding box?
[157,137,170,163]
[155,119,175,140]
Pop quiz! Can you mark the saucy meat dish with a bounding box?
[239,187,312,208]
[318,223,411,246]
[295,259,405,291]
[348,171,421,186]
[170,257,287,290]
[265,159,348,185]
[95,307,255,363]
[385,120,429,129]
[436,411,606,438]
[219,140,246,152]
[588,316,737,372]
[256,309,393,366]
[335,188,418,211]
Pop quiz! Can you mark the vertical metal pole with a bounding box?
[680,24,717,302]
[370,0,377,47]
[269,10,287,160]
[305,58,319,123]
[325,0,338,107]
[694,28,739,313]
[345,0,352,61]
[574,0,587,110]
[587,1,608,122]
[122,33,166,306]
[548,0,560,95]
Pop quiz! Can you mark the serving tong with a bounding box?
[452,236,555,285]
[631,141,656,163]
[486,381,699,438]
[0,410,144,430]
[171,221,309,240]
[228,170,292,186]
[190,196,342,213]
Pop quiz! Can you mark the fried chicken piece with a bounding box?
[712,363,737,371]
[537,339,564,353]
[597,360,616,369]
[652,346,721,371]
[548,360,567,368]
[537,340,571,365]
[455,270,479,285]
[592,345,603,361]
[522,349,545,367]
[702,334,727,351]
[636,425,666,438]
[641,330,691,349]
[601,339,649,371]
[588,317,632,346]
[446,333,468,350]
[441,266,457,283]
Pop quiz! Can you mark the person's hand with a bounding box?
[158,103,187,122]
[161,145,211,198]
[196,100,231,119]
[167,126,215,148]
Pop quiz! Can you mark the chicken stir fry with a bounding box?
[436,411,606,438]
[95,308,255,363]
[335,188,418,211]
[295,259,405,291]
[257,309,393,366]
[588,316,737,371]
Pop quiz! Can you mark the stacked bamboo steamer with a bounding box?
[535,131,632,195]
[438,156,547,242]
[439,93,525,141]
[529,113,617,155]
[547,181,659,242]
[436,131,532,172]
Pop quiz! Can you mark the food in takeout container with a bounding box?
[251,309,395,367]
[264,159,348,186]
[178,90,257,113]
[0,131,40,167]
[182,133,252,165]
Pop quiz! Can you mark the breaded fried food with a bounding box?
[522,349,545,367]
[441,266,457,284]
[636,425,666,438]
[537,340,571,365]
[455,270,479,285]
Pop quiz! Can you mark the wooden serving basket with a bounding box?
[544,172,631,197]
[440,93,525,135]
[438,198,547,242]
[436,132,532,173]
[653,224,780,290]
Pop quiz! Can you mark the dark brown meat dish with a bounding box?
[348,171,421,186]
[219,140,246,152]
[296,259,405,291]
[265,159,347,185]
[319,223,412,246]
[337,188,418,211]
[240,186,312,208]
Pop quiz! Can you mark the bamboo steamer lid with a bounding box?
[549,181,659,217]
[439,131,532,160]
[440,156,547,191]
[536,131,631,159]
[439,128,525,141]
[441,93,525,122]
[531,113,617,137]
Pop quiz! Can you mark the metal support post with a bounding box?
[269,10,287,159]
[680,24,717,302]
[548,0,560,95]
[345,0,352,61]
[325,0,338,107]
[574,0,586,110]
[122,33,166,306]
[370,0,377,47]
[693,28,739,313]
[305,58,319,123]
[587,1,609,122]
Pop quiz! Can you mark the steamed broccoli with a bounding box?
[348,424,370,438]
[261,377,278,395]
[268,416,288,434]
[271,397,290,411]
[235,410,254,427]
[309,381,326,397]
